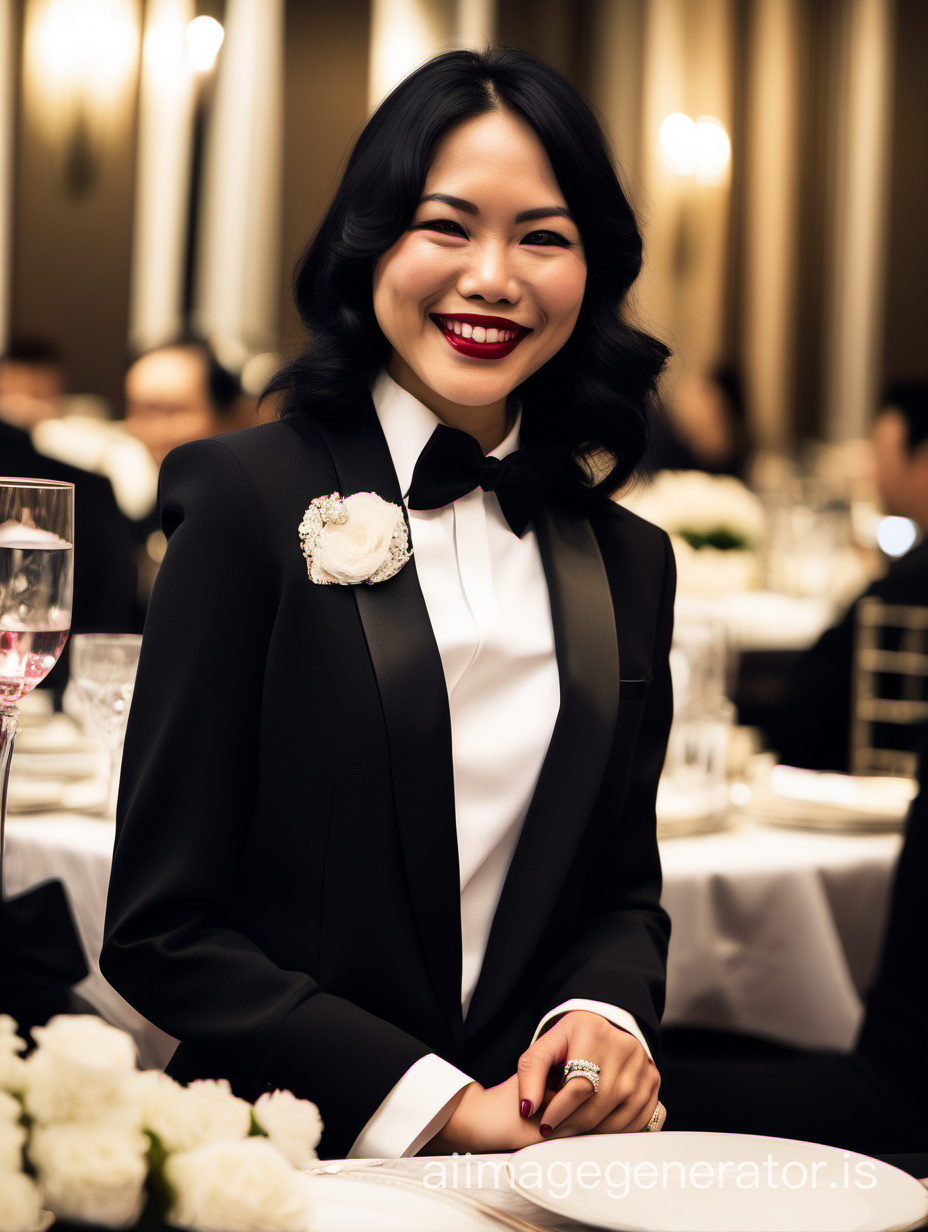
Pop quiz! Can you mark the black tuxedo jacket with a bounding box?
[102,403,675,1158]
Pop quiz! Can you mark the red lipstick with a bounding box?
[430,313,530,360]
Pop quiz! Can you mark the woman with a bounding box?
[102,48,674,1161]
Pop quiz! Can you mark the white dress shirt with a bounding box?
[349,372,651,1158]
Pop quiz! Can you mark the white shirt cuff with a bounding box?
[347,1054,474,1159]
[531,998,655,1064]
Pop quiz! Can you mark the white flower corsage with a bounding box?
[298,491,411,586]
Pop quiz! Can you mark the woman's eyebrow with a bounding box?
[515,206,574,223]
[419,194,574,225]
[420,193,477,214]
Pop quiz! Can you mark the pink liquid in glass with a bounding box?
[0,626,70,704]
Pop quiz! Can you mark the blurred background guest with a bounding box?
[123,337,246,470]
[0,340,138,688]
[0,336,65,430]
[646,366,752,480]
[123,337,247,609]
[749,381,928,771]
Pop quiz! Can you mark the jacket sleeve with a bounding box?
[101,438,432,1157]
[535,526,675,1062]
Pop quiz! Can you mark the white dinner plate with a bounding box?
[309,1171,532,1232]
[510,1133,928,1232]
[750,767,915,833]
[5,773,106,813]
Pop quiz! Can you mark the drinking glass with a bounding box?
[70,634,142,816]
[0,479,74,875]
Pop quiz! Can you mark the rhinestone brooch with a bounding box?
[298,490,412,586]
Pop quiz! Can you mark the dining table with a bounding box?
[298,1151,928,1231]
[1,806,903,1071]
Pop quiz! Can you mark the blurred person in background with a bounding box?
[0,336,65,429]
[0,338,138,680]
[644,365,751,480]
[124,337,244,470]
[749,381,928,771]
[123,337,246,609]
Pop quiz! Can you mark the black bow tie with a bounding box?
[406,424,568,537]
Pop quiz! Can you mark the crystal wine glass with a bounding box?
[70,634,142,816]
[0,478,74,875]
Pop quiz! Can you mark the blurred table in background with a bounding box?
[676,591,838,653]
[2,811,900,1066]
[660,817,900,1050]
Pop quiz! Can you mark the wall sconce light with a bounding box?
[659,112,731,183]
[26,0,139,199]
[186,16,224,74]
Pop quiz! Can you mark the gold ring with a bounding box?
[644,1101,666,1132]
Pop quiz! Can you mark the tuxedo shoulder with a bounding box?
[588,497,672,549]
[166,417,321,469]
[162,417,336,494]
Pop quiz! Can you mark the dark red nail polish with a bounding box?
[520,1100,533,1119]
[540,1123,552,1137]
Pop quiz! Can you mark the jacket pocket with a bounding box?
[619,677,652,703]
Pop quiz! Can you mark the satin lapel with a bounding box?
[313,409,464,1037]
[464,505,620,1035]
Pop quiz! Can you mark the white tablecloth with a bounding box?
[2,812,902,1066]
[659,818,901,1049]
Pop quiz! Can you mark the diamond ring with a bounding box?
[563,1059,601,1094]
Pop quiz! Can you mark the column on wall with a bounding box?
[128,0,195,353]
[636,0,734,388]
[194,0,284,369]
[0,0,14,351]
[741,0,800,453]
[823,0,894,441]
[368,0,496,113]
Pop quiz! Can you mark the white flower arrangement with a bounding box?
[621,471,767,595]
[299,491,411,586]
[0,1014,323,1232]
[622,470,766,548]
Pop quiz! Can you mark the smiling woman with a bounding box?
[102,48,674,1162]
[268,47,668,504]
[372,109,587,452]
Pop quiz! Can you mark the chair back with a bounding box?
[851,597,928,775]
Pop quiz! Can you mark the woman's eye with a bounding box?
[417,218,467,238]
[521,229,571,248]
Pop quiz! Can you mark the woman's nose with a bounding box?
[457,242,520,305]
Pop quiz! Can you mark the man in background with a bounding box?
[0,338,138,656]
[124,337,245,469]
[0,336,65,429]
[753,381,928,770]
[123,338,247,608]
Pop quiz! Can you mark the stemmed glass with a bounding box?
[70,634,142,816]
[0,479,74,877]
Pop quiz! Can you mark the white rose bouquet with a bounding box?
[621,470,767,595]
[0,1015,323,1232]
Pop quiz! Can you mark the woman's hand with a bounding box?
[425,1076,549,1154]
[516,1011,661,1138]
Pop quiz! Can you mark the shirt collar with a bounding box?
[372,369,522,501]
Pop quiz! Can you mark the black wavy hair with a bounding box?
[266,47,670,502]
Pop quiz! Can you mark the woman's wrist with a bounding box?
[420,1081,483,1154]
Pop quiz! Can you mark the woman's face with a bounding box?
[373,108,587,427]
